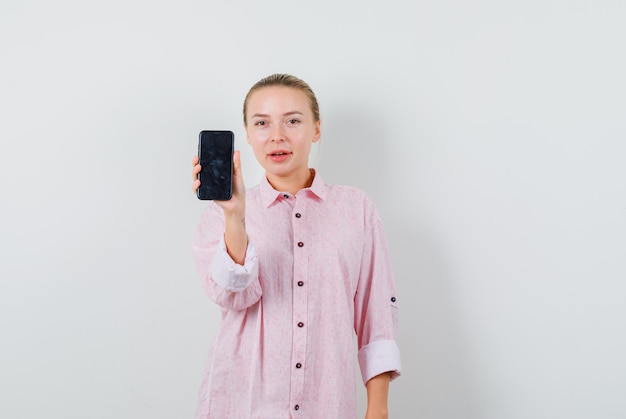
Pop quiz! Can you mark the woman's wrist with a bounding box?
[365,406,388,419]
[224,210,246,228]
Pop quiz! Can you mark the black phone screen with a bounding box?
[197,130,234,200]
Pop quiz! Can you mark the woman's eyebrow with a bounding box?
[250,111,304,118]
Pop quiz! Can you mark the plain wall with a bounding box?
[1,0,625,418]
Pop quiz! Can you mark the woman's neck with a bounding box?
[266,168,314,196]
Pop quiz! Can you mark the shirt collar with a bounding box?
[260,169,327,207]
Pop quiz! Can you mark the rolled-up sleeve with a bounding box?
[191,202,262,310]
[354,198,402,385]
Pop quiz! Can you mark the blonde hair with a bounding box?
[243,74,320,125]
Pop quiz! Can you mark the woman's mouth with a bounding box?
[268,151,292,162]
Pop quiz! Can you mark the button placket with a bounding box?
[289,199,308,412]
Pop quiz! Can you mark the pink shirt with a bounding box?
[192,172,401,419]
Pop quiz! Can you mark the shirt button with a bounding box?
[294,405,300,411]
[297,322,304,327]
[295,213,301,218]
[391,297,397,303]
[297,281,304,287]
[297,242,304,247]
[283,194,289,199]
[296,362,302,368]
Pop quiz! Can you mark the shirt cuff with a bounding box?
[358,339,402,385]
[211,236,258,292]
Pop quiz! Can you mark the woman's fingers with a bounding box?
[192,179,201,193]
[192,155,201,193]
[232,150,246,194]
[233,150,241,175]
[192,156,201,179]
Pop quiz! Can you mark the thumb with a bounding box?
[233,150,242,175]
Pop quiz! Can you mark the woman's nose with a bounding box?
[270,128,284,142]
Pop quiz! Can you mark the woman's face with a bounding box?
[245,86,321,179]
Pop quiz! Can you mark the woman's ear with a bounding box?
[312,120,321,143]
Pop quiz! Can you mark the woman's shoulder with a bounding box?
[326,184,369,199]
[323,183,379,212]
[326,183,369,199]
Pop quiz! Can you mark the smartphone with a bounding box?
[197,130,234,200]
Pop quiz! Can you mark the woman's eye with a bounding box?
[255,121,266,126]
[287,119,300,125]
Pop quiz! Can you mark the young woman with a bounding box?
[191,74,401,419]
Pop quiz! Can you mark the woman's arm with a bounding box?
[365,372,391,419]
[354,195,401,417]
[193,151,248,264]
[192,151,261,310]
[222,209,247,265]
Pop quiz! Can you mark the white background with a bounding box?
[1,0,625,418]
